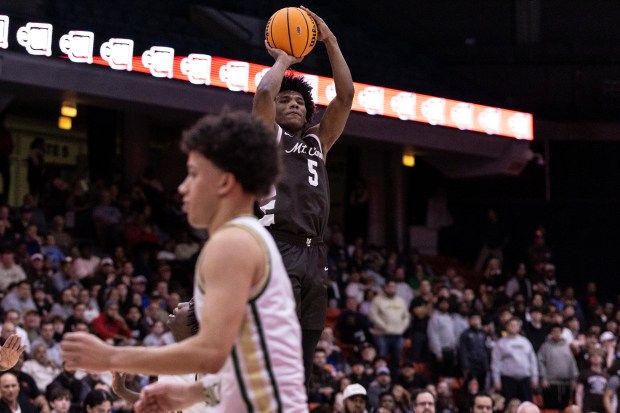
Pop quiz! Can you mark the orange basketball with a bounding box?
[265,7,317,58]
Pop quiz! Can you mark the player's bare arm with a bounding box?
[61,227,263,375]
[253,45,302,131]
[301,7,354,155]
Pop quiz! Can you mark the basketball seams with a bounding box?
[297,9,310,59]
[285,8,296,58]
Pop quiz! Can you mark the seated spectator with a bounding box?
[2,311,31,354]
[396,361,429,396]
[340,383,368,413]
[142,320,174,347]
[2,281,37,315]
[123,306,147,346]
[76,289,99,324]
[0,245,27,294]
[41,234,65,272]
[368,367,392,411]
[49,289,76,321]
[336,296,373,346]
[0,371,38,413]
[308,348,337,405]
[21,343,61,392]
[48,216,74,256]
[48,387,72,413]
[31,321,62,368]
[90,301,130,345]
[46,364,90,413]
[52,258,81,296]
[7,352,51,413]
[72,244,100,281]
[391,384,413,413]
[348,359,373,389]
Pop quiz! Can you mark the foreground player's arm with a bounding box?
[252,45,302,131]
[0,335,25,371]
[302,7,354,155]
[61,227,262,375]
[135,380,204,413]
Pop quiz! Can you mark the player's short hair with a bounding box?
[280,74,316,124]
[181,110,280,198]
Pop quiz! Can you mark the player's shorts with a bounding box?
[271,232,328,331]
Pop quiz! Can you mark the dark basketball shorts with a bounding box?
[275,239,328,331]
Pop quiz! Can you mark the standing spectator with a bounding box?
[491,317,539,402]
[604,360,620,413]
[575,347,607,413]
[0,245,27,294]
[537,323,579,410]
[459,312,490,388]
[523,307,548,354]
[428,297,458,378]
[505,263,532,301]
[369,280,410,374]
[408,291,431,364]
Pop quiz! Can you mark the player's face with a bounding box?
[178,151,224,229]
[275,90,306,131]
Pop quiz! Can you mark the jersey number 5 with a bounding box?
[308,160,318,187]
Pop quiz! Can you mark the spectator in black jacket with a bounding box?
[459,312,490,387]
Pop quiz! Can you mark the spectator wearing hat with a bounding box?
[0,245,27,294]
[600,331,617,368]
[368,367,392,410]
[370,280,410,375]
[341,383,368,413]
[130,275,150,308]
[25,253,54,295]
[1,281,36,315]
[575,346,607,413]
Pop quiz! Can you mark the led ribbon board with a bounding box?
[3,15,533,140]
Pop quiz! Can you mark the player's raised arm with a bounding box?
[252,44,302,131]
[301,7,354,154]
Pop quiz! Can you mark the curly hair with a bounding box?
[280,74,316,125]
[181,110,280,198]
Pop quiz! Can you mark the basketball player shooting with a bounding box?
[253,6,354,387]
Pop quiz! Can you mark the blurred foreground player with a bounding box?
[61,111,307,412]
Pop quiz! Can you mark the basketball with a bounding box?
[265,7,317,58]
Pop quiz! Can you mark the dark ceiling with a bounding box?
[3,0,619,125]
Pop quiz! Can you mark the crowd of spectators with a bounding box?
[0,172,619,413]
